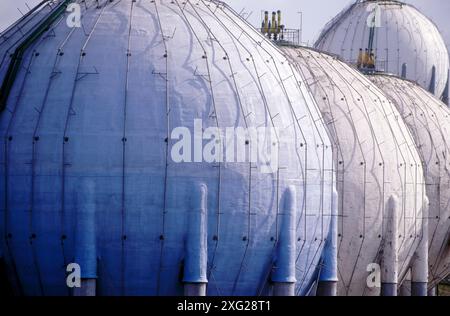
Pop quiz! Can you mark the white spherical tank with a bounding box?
[369,74,450,290]
[0,0,335,295]
[282,46,427,296]
[315,0,449,99]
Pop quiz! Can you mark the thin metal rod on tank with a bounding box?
[183,183,208,296]
[317,190,338,296]
[272,186,297,296]
[411,197,429,296]
[73,178,97,297]
[381,195,399,296]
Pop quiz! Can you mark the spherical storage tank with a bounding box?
[369,74,450,291]
[282,46,427,296]
[315,0,449,99]
[0,0,335,295]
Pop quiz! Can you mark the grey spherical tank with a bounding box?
[369,74,450,293]
[0,0,336,295]
[315,0,449,99]
[282,46,427,296]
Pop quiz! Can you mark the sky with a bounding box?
[0,0,449,48]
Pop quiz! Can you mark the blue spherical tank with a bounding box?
[0,0,335,296]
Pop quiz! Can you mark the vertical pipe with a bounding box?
[317,189,338,296]
[411,197,429,296]
[429,65,436,95]
[401,63,407,79]
[183,183,208,296]
[263,11,269,35]
[272,186,297,296]
[381,195,399,296]
[270,12,277,40]
[73,178,97,296]
[277,10,282,35]
[317,189,338,295]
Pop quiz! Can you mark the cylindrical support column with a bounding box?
[74,178,97,296]
[381,195,399,296]
[429,65,436,94]
[272,186,297,296]
[401,63,408,79]
[411,197,429,296]
[317,189,338,296]
[183,183,208,296]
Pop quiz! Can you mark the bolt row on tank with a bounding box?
[0,0,448,296]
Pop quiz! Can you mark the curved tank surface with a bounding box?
[0,0,335,296]
[282,46,426,296]
[315,0,449,99]
[369,74,450,290]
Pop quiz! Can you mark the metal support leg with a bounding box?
[381,195,399,296]
[74,178,98,296]
[317,189,338,296]
[411,197,429,296]
[272,186,297,296]
[183,183,208,296]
